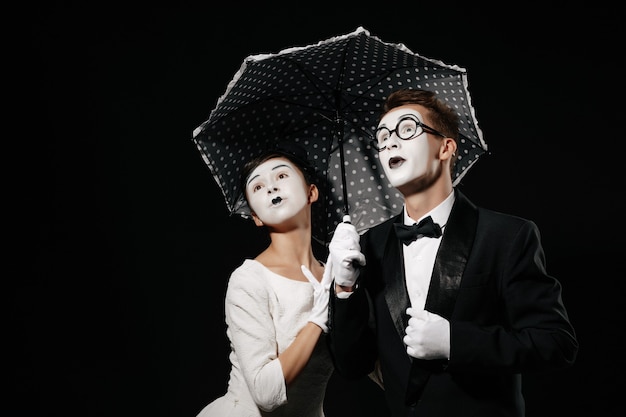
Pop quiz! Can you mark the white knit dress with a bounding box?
[196,259,334,417]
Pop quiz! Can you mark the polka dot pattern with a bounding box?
[192,27,488,245]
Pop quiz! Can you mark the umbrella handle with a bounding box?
[342,214,351,224]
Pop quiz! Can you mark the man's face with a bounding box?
[377,105,440,190]
[245,157,310,226]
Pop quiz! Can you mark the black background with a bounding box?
[16,2,624,416]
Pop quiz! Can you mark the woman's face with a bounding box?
[245,157,310,226]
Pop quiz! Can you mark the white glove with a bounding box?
[403,308,450,360]
[328,217,366,287]
[301,262,333,333]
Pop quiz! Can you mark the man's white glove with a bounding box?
[301,262,333,333]
[328,217,366,287]
[403,308,450,360]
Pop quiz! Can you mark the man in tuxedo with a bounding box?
[326,88,578,417]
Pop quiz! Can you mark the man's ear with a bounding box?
[308,184,319,204]
[440,137,457,161]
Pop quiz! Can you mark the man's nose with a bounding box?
[387,133,402,149]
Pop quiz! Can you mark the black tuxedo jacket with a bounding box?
[328,189,578,417]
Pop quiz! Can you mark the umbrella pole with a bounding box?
[335,115,350,218]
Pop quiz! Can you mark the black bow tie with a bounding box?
[394,216,443,245]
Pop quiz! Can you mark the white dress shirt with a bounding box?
[403,191,455,310]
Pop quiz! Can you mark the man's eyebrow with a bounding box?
[246,164,293,187]
[379,113,420,127]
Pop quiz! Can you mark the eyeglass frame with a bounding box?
[371,114,446,152]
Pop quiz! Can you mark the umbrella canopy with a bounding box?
[193,26,488,246]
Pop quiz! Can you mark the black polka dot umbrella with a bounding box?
[193,26,488,246]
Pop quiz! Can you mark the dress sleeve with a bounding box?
[225,264,287,411]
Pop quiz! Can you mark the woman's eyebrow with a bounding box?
[246,164,294,186]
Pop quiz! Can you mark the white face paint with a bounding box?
[377,106,439,189]
[245,157,310,225]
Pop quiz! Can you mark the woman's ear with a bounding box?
[308,184,319,204]
[251,212,264,227]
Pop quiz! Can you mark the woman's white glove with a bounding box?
[328,217,366,287]
[403,308,450,360]
[301,262,334,333]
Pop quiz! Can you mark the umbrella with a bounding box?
[192,26,488,246]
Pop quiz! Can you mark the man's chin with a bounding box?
[391,175,437,196]
[386,172,413,189]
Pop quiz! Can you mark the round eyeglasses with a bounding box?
[371,115,446,152]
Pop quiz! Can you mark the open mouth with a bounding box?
[388,156,405,169]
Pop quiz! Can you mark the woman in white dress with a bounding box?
[196,143,335,417]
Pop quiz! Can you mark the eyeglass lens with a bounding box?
[374,116,422,150]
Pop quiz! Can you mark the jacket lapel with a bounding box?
[424,189,478,319]
[405,190,478,405]
[383,216,412,339]
[382,190,478,337]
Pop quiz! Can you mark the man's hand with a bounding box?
[328,218,366,288]
[403,308,450,360]
[302,263,333,333]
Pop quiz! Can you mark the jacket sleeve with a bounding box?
[327,228,380,379]
[327,284,379,378]
[448,219,579,373]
